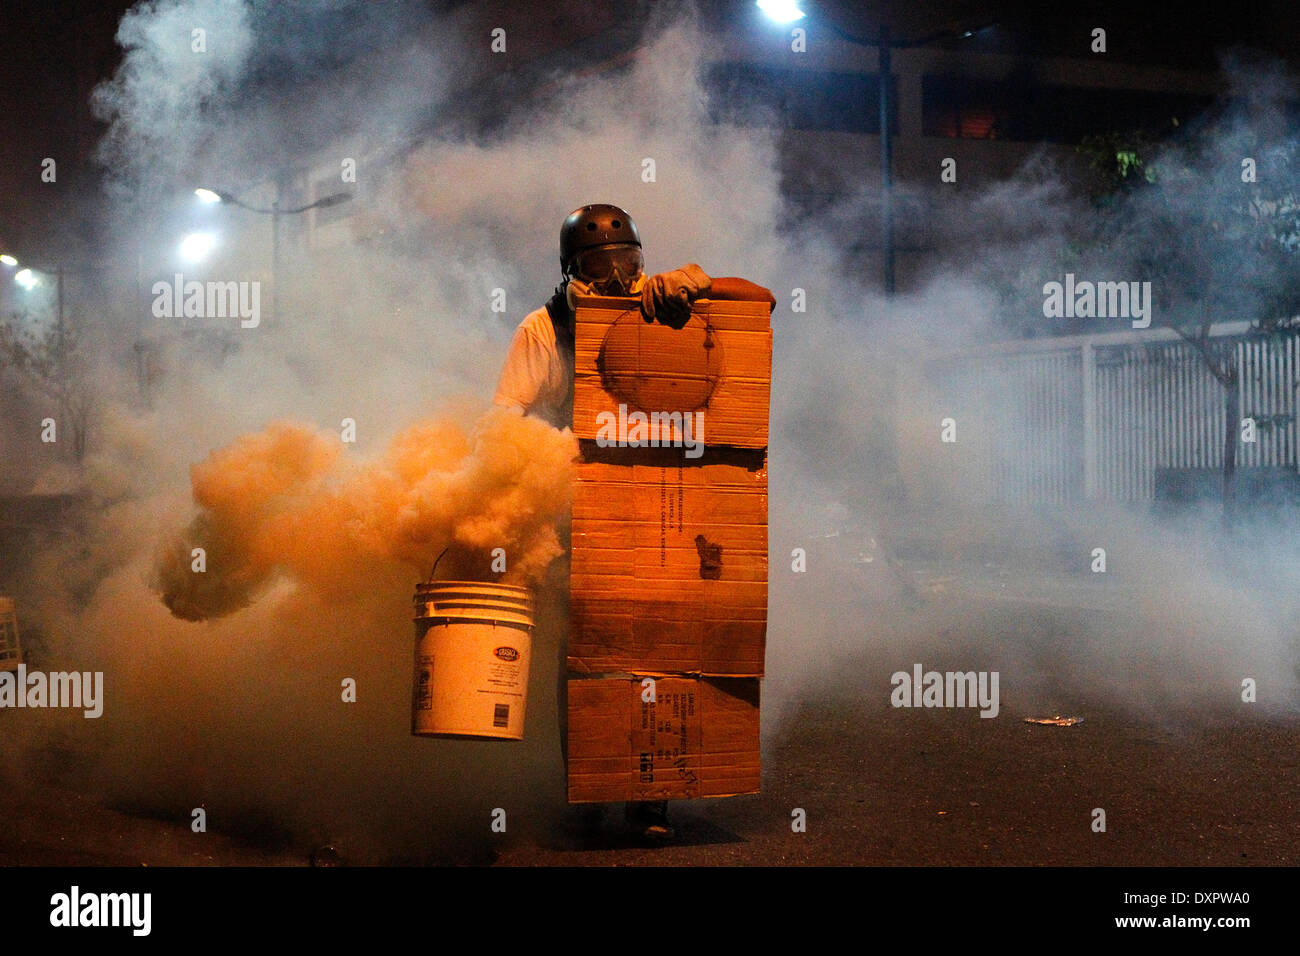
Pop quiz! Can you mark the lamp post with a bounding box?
[2,254,86,457]
[1,256,67,357]
[194,186,353,325]
[878,25,894,296]
[757,2,994,296]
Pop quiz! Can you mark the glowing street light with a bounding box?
[193,185,352,216]
[191,184,353,327]
[179,231,217,263]
[757,0,805,24]
[757,5,994,297]
[3,256,71,354]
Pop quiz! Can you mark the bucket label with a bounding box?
[410,600,532,739]
[414,657,434,711]
[485,659,523,690]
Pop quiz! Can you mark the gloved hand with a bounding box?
[640,263,711,329]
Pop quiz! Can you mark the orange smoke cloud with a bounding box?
[155,407,576,621]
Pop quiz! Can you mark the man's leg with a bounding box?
[625,800,673,840]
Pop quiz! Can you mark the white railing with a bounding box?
[913,323,1300,503]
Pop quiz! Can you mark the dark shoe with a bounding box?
[625,800,674,841]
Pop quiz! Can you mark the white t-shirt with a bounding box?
[494,277,649,428]
[493,304,573,428]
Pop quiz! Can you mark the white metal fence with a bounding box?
[918,324,1300,504]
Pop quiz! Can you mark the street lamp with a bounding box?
[179,232,218,263]
[758,2,994,296]
[756,0,804,24]
[193,185,353,325]
[2,255,68,355]
[194,186,353,216]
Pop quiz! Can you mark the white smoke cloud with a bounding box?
[3,0,1297,862]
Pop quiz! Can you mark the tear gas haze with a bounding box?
[2,0,1297,862]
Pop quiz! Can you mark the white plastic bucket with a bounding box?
[411,581,534,740]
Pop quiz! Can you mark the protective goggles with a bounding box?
[570,245,644,285]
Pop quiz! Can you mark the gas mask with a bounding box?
[565,272,648,312]
[568,245,645,297]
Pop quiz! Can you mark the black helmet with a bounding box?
[560,203,641,277]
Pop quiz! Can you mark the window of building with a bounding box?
[923,75,1213,143]
[706,62,896,135]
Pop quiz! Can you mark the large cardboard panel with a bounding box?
[566,675,760,803]
[569,454,767,676]
[573,295,772,449]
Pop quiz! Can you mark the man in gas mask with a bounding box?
[493,204,713,841]
[493,203,712,428]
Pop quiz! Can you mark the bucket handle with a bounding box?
[426,546,450,584]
